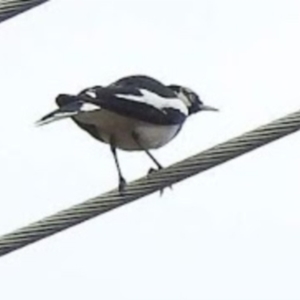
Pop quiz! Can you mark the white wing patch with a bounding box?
[115,89,188,115]
[80,103,101,112]
[85,90,97,98]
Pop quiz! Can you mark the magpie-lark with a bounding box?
[37,75,218,191]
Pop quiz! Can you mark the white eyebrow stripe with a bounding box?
[115,89,188,115]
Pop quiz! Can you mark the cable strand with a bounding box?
[0,0,49,23]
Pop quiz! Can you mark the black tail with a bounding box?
[55,94,79,108]
[36,94,101,126]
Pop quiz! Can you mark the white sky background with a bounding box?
[0,0,300,299]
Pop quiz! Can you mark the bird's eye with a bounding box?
[188,92,197,102]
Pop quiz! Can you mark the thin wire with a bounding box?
[0,109,300,257]
[0,0,49,23]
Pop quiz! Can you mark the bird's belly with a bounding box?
[74,109,181,151]
[134,123,181,150]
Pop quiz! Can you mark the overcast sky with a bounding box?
[0,0,300,299]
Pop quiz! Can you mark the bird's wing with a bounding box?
[84,85,188,125]
[109,75,176,98]
[36,94,101,126]
[36,82,188,127]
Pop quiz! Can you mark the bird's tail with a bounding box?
[36,94,101,126]
[35,94,83,126]
[35,105,80,126]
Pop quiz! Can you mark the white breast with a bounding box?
[74,109,182,151]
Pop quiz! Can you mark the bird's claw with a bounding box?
[118,177,127,193]
[147,167,158,175]
[147,167,172,196]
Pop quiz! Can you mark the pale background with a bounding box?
[0,0,300,299]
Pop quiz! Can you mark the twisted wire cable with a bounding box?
[0,109,300,257]
[0,0,49,23]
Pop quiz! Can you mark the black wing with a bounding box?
[109,75,176,98]
[80,85,187,125]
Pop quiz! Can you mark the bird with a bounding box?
[36,75,218,191]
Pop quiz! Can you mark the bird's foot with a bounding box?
[147,167,172,196]
[118,177,127,193]
[147,167,160,175]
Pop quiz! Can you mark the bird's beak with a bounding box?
[200,104,219,112]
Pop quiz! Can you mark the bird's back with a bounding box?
[110,75,176,98]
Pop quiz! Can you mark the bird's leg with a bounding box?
[110,141,126,192]
[132,132,171,195]
[131,131,163,171]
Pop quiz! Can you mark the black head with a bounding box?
[168,84,218,115]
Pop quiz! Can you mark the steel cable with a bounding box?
[0,0,49,23]
[0,109,300,257]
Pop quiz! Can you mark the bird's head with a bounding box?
[168,85,218,115]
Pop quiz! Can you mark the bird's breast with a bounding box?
[74,109,182,151]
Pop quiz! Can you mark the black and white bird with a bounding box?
[37,75,218,191]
